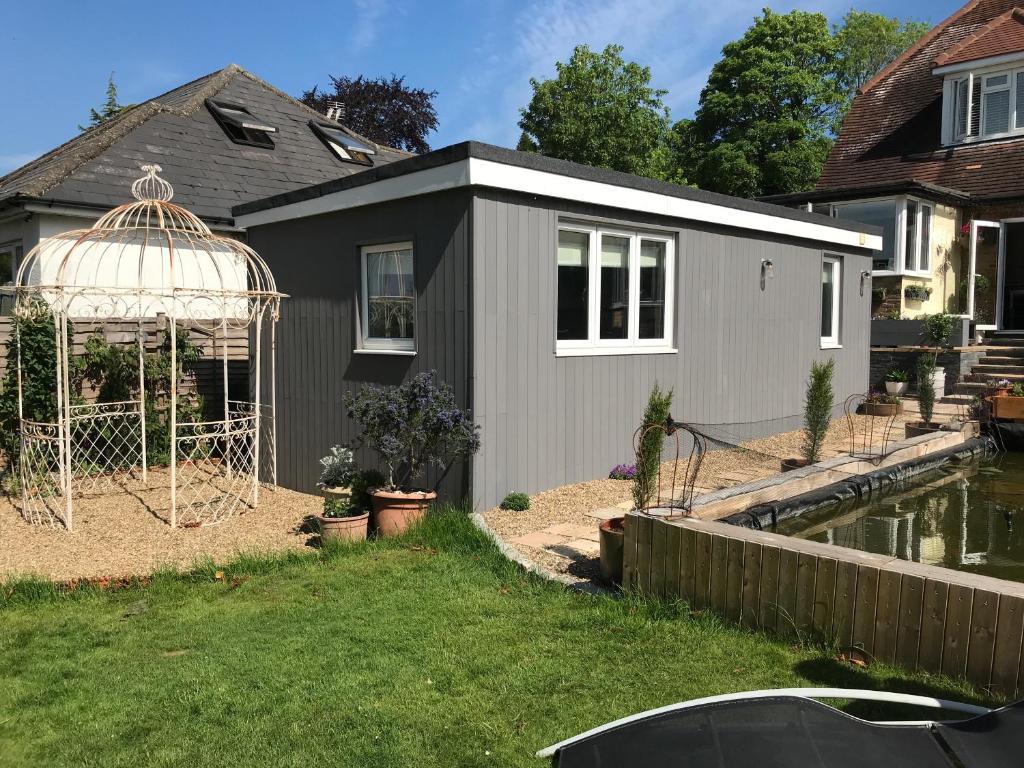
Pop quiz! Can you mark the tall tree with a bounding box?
[80,72,128,131]
[673,9,840,198]
[301,75,438,154]
[517,44,675,181]
[833,11,929,122]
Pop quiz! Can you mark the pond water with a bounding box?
[773,452,1024,582]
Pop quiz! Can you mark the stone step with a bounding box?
[955,381,993,394]
[972,364,1024,375]
[965,371,1024,382]
[982,339,1024,348]
[979,355,1024,364]
[940,393,976,404]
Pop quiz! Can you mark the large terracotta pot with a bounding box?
[319,512,369,542]
[781,457,811,472]
[863,402,901,416]
[599,517,625,585]
[370,489,437,536]
[905,422,942,438]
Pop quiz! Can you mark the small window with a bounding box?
[206,99,276,148]
[821,256,841,348]
[557,229,590,341]
[361,242,414,352]
[954,78,970,139]
[310,121,375,166]
[982,72,1011,137]
[0,242,19,315]
[919,204,932,272]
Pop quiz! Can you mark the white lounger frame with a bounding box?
[537,687,991,759]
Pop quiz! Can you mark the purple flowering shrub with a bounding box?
[343,371,480,491]
[608,463,637,480]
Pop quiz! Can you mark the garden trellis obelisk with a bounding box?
[5,165,284,530]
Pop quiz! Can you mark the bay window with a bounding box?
[360,241,415,352]
[556,224,674,355]
[824,197,933,276]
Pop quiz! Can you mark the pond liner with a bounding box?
[721,435,997,531]
[991,421,1024,452]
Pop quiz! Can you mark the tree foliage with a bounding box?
[632,384,673,510]
[80,72,128,131]
[517,44,676,181]
[301,75,438,154]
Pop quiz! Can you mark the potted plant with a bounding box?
[884,369,909,396]
[344,371,480,536]
[906,353,942,437]
[782,359,834,471]
[991,378,1012,398]
[318,445,356,502]
[992,381,1024,420]
[904,284,931,302]
[862,391,901,416]
[319,495,370,541]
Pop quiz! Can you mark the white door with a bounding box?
[968,220,1001,330]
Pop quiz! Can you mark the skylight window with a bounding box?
[309,121,375,166]
[206,99,276,148]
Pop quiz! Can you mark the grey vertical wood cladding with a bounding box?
[246,189,473,497]
[469,189,872,508]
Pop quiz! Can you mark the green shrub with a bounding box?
[499,492,530,511]
[922,312,956,347]
[632,384,673,510]
[916,353,936,425]
[322,496,359,518]
[1008,381,1024,398]
[349,468,386,513]
[885,369,908,383]
[802,359,834,465]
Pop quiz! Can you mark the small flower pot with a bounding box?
[992,395,1024,420]
[370,489,438,536]
[884,381,908,396]
[863,402,901,417]
[781,457,812,472]
[599,517,625,585]
[319,512,369,541]
[905,421,942,438]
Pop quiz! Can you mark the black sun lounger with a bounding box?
[537,688,1018,768]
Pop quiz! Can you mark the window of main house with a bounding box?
[942,66,1024,144]
[818,197,931,276]
[556,224,674,354]
[360,242,415,352]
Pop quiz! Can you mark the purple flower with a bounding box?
[609,463,637,480]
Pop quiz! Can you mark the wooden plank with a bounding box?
[725,537,745,623]
[758,546,781,632]
[966,589,999,691]
[692,531,712,610]
[636,515,655,595]
[664,524,681,600]
[811,557,837,642]
[832,560,858,647]
[990,595,1024,698]
[650,519,668,598]
[873,570,902,664]
[794,553,818,633]
[942,584,975,680]
[740,540,762,629]
[895,574,924,670]
[919,579,949,674]
[851,566,880,653]
[622,515,639,590]
[776,549,799,638]
[708,534,730,615]
[678,526,697,604]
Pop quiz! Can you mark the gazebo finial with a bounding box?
[131,163,174,202]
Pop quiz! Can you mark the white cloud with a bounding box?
[350,0,388,53]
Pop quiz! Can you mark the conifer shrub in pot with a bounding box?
[783,359,834,471]
[344,372,480,536]
[906,353,942,437]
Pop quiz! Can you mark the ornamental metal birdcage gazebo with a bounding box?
[5,165,284,530]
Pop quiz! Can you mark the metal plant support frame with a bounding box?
[632,416,709,516]
[4,165,284,530]
[844,393,900,464]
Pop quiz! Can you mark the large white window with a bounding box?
[824,197,932,277]
[360,241,415,352]
[821,256,842,349]
[556,223,674,355]
[941,64,1024,144]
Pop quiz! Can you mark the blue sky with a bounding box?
[1,0,961,175]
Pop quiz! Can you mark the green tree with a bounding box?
[517,44,675,181]
[673,9,840,198]
[80,72,128,131]
[802,358,835,464]
[833,11,929,123]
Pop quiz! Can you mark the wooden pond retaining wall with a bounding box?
[623,513,1024,698]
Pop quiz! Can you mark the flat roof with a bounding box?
[233,141,882,251]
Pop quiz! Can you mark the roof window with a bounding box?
[309,121,375,166]
[206,99,276,148]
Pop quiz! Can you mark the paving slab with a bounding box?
[510,531,564,549]
[545,522,597,538]
[585,507,623,520]
[564,538,600,554]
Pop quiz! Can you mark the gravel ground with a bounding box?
[0,467,323,581]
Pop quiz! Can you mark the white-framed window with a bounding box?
[359,241,415,352]
[823,196,933,277]
[0,241,20,316]
[941,63,1024,144]
[821,255,842,349]
[556,223,674,355]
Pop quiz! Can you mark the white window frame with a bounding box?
[555,223,675,356]
[358,240,416,354]
[941,63,1024,145]
[981,71,1012,137]
[825,196,932,278]
[0,241,18,286]
[821,255,842,349]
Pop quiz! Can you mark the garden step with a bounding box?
[972,365,1024,375]
[955,381,992,394]
[977,355,1024,364]
[940,393,975,404]
[967,371,1024,382]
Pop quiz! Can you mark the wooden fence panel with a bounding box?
[740,541,762,629]
[852,566,879,652]
[991,595,1024,698]
[664,525,681,600]
[873,570,902,664]
[650,519,668,598]
[693,531,712,610]
[622,514,639,590]
[919,580,949,672]
[678,527,696,604]
[896,575,924,670]
[832,560,858,648]
[725,538,745,623]
[811,558,837,641]
[777,550,799,638]
[942,584,974,679]
[709,535,730,615]
[795,553,818,632]
[967,590,999,689]
[758,545,781,632]
[635,515,654,595]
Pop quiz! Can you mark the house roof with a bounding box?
[0,64,411,225]
[233,141,882,252]
[816,0,1024,202]
[935,7,1024,67]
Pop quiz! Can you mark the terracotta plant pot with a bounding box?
[319,512,369,541]
[863,402,901,416]
[992,395,1024,420]
[599,517,625,585]
[905,421,942,438]
[370,489,437,536]
[781,457,811,472]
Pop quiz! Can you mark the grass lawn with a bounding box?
[0,508,994,767]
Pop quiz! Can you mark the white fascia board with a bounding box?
[934,51,1024,76]
[236,157,880,251]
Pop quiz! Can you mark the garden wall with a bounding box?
[624,513,1024,698]
[869,347,982,395]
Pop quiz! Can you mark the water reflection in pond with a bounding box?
[774,452,1024,581]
